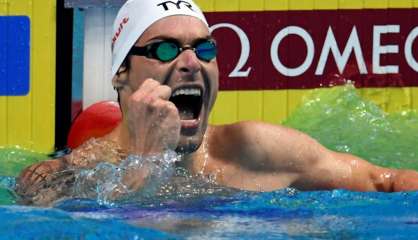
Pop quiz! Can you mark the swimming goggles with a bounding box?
[128,39,217,62]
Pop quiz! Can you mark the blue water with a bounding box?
[2,189,418,239]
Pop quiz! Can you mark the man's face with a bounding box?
[122,15,219,153]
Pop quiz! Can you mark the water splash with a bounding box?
[73,150,180,206]
[0,176,15,190]
[0,148,48,205]
[283,83,418,170]
[0,147,47,176]
[0,177,16,205]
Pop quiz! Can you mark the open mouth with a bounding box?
[169,87,203,121]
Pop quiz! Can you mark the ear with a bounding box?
[112,65,129,91]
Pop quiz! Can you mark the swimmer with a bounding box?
[16,0,418,206]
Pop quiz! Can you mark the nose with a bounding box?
[176,49,201,76]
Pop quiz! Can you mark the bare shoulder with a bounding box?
[209,121,317,149]
[208,121,267,153]
[208,121,328,171]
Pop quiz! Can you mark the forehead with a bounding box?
[138,15,210,44]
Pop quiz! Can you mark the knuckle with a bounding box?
[128,94,147,108]
[151,99,164,108]
[159,85,172,94]
[166,105,180,120]
[144,78,160,87]
[130,90,145,102]
[165,101,178,112]
[127,96,137,108]
[27,163,40,171]
[144,98,161,114]
[143,95,156,105]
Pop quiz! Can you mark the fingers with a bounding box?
[17,159,66,193]
[151,84,172,100]
[124,78,181,153]
[133,79,172,101]
[128,79,176,115]
[135,78,160,95]
[122,166,151,191]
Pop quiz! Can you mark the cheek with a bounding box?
[205,63,219,110]
[210,65,219,95]
[126,62,144,90]
[127,62,154,90]
[129,59,168,86]
[210,62,219,87]
[209,90,218,111]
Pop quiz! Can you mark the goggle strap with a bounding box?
[129,46,148,56]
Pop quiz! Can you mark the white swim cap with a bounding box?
[111,0,208,76]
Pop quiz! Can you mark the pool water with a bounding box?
[1,84,418,239]
[0,148,46,205]
[2,190,418,239]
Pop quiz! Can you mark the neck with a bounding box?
[176,126,213,175]
[105,121,130,150]
[108,122,214,175]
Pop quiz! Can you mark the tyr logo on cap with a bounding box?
[157,1,195,11]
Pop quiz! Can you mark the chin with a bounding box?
[175,135,203,154]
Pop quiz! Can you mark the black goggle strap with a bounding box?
[128,45,151,57]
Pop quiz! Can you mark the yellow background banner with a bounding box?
[0,0,56,153]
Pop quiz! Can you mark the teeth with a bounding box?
[172,88,201,97]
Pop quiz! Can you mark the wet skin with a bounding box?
[16,15,418,206]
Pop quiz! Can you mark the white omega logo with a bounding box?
[210,23,418,79]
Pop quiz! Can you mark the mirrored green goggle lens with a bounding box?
[155,42,179,62]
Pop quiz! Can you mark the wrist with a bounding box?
[127,141,173,157]
[122,149,179,168]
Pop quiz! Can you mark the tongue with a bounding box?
[179,107,195,120]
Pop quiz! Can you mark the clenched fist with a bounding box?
[125,78,181,155]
